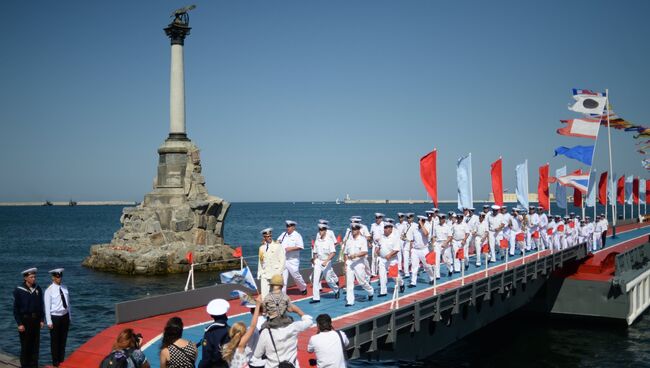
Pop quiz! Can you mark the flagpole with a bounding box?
[605,88,617,237]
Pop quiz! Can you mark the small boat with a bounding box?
[69,200,77,206]
[43,201,53,206]
[335,198,340,205]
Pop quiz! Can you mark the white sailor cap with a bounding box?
[439,214,447,219]
[317,223,329,230]
[375,213,385,218]
[285,220,297,227]
[483,204,491,209]
[21,268,37,276]
[491,205,500,210]
[318,219,329,225]
[206,298,230,316]
[450,213,457,218]
[512,207,520,212]
[500,205,508,209]
[385,218,395,224]
[569,212,575,216]
[417,215,427,220]
[397,212,405,217]
[384,222,394,227]
[585,216,591,220]
[425,210,435,215]
[479,212,486,217]
[350,223,362,230]
[350,217,362,223]
[537,206,544,210]
[433,208,440,212]
[406,213,415,218]
[49,268,64,276]
[260,227,273,235]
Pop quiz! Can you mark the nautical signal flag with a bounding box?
[185,251,193,264]
[388,264,399,278]
[420,149,439,208]
[554,145,595,166]
[426,251,437,265]
[499,239,509,249]
[569,93,607,116]
[456,248,465,260]
[557,169,590,194]
[598,172,608,206]
[557,118,601,139]
[481,243,490,254]
[232,246,243,258]
[491,158,503,206]
[336,234,342,243]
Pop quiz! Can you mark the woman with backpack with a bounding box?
[100,328,150,368]
[159,317,197,368]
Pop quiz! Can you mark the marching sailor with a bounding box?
[433,214,453,278]
[401,213,417,278]
[593,215,606,251]
[600,213,609,247]
[278,220,308,295]
[258,227,286,298]
[487,205,504,262]
[509,208,522,256]
[408,216,436,286]
[344,223,374,306]
[395,213,407,273]
[464,208,479,264]
[500,206,513,257]
[13,267,44,368]
[584,216,595,250]
[316,219,338,244]
[369,213,385,277]
[568,213,579,246]
[44,268,71,367]
[451,214,469,271]
[527,206,540,251]
[474,213,489,266]
[377,222,405,296]
[577,218,588,245]
[424,210,436,244]
[538,206,549,251]
[311,224,339,303]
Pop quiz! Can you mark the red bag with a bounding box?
[425,251,437,265]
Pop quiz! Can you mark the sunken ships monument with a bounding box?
[84,7,235,274]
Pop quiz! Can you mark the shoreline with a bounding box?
[0,201,137,207]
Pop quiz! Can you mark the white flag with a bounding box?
[569,94,607,116]
[625,175,634,205]
[515,160,529,210]
[456,154,473,211]
[640,179,646,205]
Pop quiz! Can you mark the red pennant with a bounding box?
[598,172,608,206]
[388,264,399,278]
[515,233,525,242]
[232,246,242,258]
[557,224,565,232]
[633,177,640,204]
[491,158,503,206]
[573,188,582,207]
[499,239,509,249]
[420,149,438,208]
[538,164,550,211]
[425,251,437,265]
[617,175,625,204]
[456,248,465,260]
[532,231,540,239]
[547,228,553,236]
[336,234,342,243]
[481,243,490,254]
[311,239,315,248]
[185,251,193,264]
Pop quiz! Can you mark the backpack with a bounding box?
[99,348,134,368]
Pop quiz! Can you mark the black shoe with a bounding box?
[334,290,340,299]
[399,285,405,293]
[429,280,434,285]
[368,295,374,301]
[408,284,416,288]
[378,293,387,297]
[403,274,410,279]
[309,299,320,304]
[345,303,353,307]
[448,271,453,277]
[301,289,308,295]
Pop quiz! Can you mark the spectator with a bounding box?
[222,297,263,368]
[198,299,230,368]
[108,328,150,368]
[307,314,349,368]
[159,317,197,368]
[253,304,312,368]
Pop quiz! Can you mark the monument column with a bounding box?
[164,20,191,141]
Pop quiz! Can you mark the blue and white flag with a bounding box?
[515,160,529,210]
[555,166,567,209]
[625,175,634,205]
[554,145,595,166]
[586,170,597,207]
[608,173,616,205]
[558,170,590,193]
[230,289,256,308]
[640,179,646,205]
[220,266,258,291]
[456,153,473,211]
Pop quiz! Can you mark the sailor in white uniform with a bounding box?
[316,219,338,244]
[474,213,489,266]
[464,208,479,264]
[508,208,522,256]
[577,219,588,245]
[584,216,595,250]
[311,224,340,303]
[277,220,308,295]
[600,213,609,247]
[593,215,606,251]
[344,223,374,306]
[369,213,385,276]
[424,210,436,244]
[451,214,469,271]
[395,213,407,273]
[258,227,286,298]
[527,206,540,251]
[408,216,436,286]
[538,207,549,251]
[433,214,453,278]
[487,205,504,262]
[377,222,405,296]
[401,213,417,278]
[44,268,70,367]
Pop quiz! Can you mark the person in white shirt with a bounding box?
[376,222,404,296]
[278,220,307,295]
[44,268,70,368]
[311,224,340,303]
[577,219,588,245]
[593,215,606,251]
[253,306,313,368]
[316,220,338,244]
[450,214,469,272]
[500,206,512,257]
[258,228,286,298]
[474,213,489,266]
[369,213,385,276]
[394,213,407,273]
[407,216,436,286]
[401,214,417,278]
[599,214,609,247]
[508,208,522,257]
[464,208,479,265]
[343,223,374,306]
[584,216,594,250]
[527,206,540,251]
[307,314,349,368]
[424,210,436,244]
[487,205,505,262]
[432,214,453,278]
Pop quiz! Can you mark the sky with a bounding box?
[1,0,649,202]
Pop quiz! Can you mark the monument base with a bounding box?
[83,138,235,275]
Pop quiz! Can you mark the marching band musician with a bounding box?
[377,222,404,296]
[310,224,339,303]
[344,223,374,307]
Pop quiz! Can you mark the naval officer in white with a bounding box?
[278,220,308,294]
[44,268,70,367]
[258,227,286,298]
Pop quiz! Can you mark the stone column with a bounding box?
[164,22,191,141]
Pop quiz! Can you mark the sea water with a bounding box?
[0,202,647,366]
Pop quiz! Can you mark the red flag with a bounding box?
[185,251,193,264]
[573,188,582,207]
[499,239,509,249]
[481,243,490,254]
[388,264,399,278]
[420,149,438,208]
[598,172,608,206]
[647,179,650,201]
[547,228,553,236]
[232,246,242,258]
[336,234,342,243]
[311,239,315,248]
[617,175,625,204]
[633,177,640,204]
[538,164,550,211]
[532,231,540,239]
[557,224,565,232]
[491,158,503,206]
[568,222,575,229]
[456,248,465,260]
[425,251,437,265]
[515,233,525,242]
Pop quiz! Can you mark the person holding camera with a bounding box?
[101,328,150,368]
[307,314,349,368]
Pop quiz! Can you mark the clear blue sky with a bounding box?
[1,1,648,202]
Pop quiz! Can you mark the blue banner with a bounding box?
[555,166,567,209]
[554,145,595,166]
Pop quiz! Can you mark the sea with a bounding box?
[0,202,648,367]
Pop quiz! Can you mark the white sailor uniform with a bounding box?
[278,231,308,293]
[344,235,374,305]
[377,234,404,295]
[409,226,435,285]
[312,237,339,301]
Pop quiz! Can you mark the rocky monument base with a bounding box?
[83,140,238,275]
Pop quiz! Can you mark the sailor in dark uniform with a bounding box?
[198,298,231,368]
[13,267,44,368]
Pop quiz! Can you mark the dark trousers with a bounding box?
[50,314,70,366]
[19,315,41,368]
[601,232,607,247]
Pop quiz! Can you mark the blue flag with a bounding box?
[515,160,529,210]
[554,145,595,166]
[456,154,473,211]
[220,266,258,291]
[555,166,567,209]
